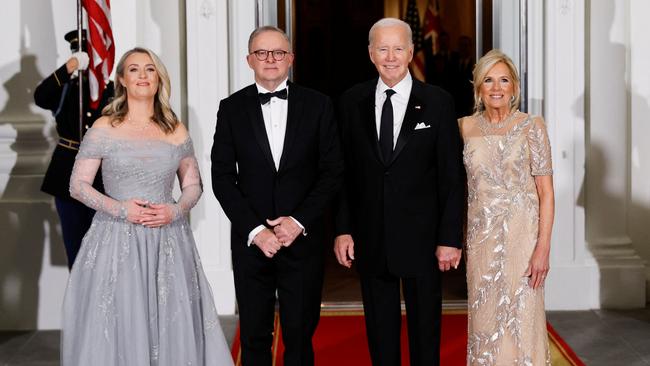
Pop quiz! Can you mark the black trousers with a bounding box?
[55,197,95,269]
[233,249,325,366]
[360,267,442,366]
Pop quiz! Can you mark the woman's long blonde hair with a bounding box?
[102,47,178,134]
[472,49,520,114]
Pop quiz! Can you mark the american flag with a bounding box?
[404,0,425,81]
[82,0,115,109]
[422,0,443,55]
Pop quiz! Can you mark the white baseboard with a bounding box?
[545,261,600,310]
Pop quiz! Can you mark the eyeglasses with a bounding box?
[251,49,290,61]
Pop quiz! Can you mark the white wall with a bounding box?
[492,0,520,69]
[1,0,78,331]
[584,0,646,308]
[111,1,185,118]
[183,0,278,315]
[629,0,650,300]
[494,0,648,310]
[0,0,223,330]
[543,0,600,310]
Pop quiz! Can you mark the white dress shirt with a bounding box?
[247,79,305,245]
[374,73,413,147]
[258,80,289,170]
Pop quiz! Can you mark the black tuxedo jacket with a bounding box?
[212,82,343,257]
[34,64,113,199]
[336,78,464,277]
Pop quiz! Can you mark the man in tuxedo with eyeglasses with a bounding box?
[211,26,343,366]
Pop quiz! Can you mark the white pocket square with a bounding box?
[414,122,431,130]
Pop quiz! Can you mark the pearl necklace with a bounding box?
[478,110,519,134]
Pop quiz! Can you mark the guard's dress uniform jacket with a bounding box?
[34,64,113,198]
[34,64,113,268]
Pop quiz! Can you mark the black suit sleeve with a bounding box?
[334,188,352,236]
[435,94,465,248]
[334,97,352,236]
[291,97,344,230]
[211,99,263,240]
[34,64,71,112]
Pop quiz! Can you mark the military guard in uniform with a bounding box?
[34,30,114,269]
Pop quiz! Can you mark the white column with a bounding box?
[185,0,281,314]
[257,0,279,28]
[586,0,645,308]
[112,0,184,116]
[544,0,600,310]
[229,0,257,92]
[185,0,238,315]
[1,0,79,330]
[492,0,520,67]
[526,0,544,116]
[627,0,650,302]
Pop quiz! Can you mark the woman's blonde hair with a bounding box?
[472,49,520,114]
[102,47,178,134]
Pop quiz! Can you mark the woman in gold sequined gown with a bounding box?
[459,50,555,366]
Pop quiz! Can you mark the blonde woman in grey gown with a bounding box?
[459,50,555,365]
[61,48,234,366]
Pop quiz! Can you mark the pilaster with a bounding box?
[186,0,238,315]
[629,0,650,304]
[544,0,600,310]
[586,0,645,308]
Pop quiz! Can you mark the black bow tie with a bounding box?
[258,88,288,104]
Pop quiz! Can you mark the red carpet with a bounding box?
[231,309,584,365]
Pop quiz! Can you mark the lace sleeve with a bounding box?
[69,128,126,218]
[527,116,554,176]
[171,139,203,221]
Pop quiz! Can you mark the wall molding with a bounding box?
[544,0,600,310]
[186,0,239,315]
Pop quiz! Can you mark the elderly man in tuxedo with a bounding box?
[334,18,465,366]
[211,26,343,366]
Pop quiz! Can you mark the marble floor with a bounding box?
[546,308,650,365]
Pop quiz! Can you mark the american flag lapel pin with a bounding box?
[415,105,421,109]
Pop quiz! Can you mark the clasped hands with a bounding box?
[254,217,302,258]
[124,199,174,228]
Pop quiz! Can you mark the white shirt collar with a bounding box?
[376,73,412,98]
[255,79,289,94]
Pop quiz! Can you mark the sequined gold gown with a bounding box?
[460,113,553,366]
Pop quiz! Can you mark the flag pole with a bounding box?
[77,0,84,142]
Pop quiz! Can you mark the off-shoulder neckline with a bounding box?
[88,127,191,147]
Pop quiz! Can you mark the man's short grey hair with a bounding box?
[248,26,292,53]
[368,18,413,46]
